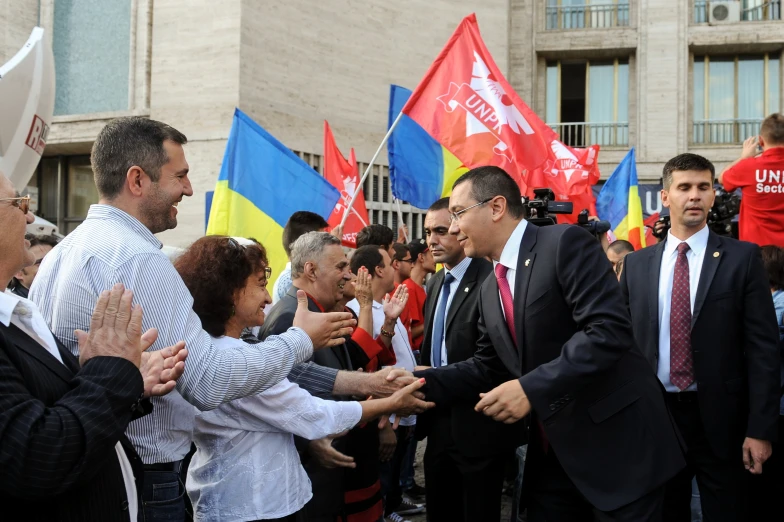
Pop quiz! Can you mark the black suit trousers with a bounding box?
[523,427,665,522]
[664,395,747,522]
[423,435,507,522]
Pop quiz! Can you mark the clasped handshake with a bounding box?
[79,283,433,422]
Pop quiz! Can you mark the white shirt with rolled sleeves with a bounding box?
[29,204,314,464]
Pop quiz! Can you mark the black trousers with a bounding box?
[422,435,507,522]
[522,429,665,522]
[747,416,784,521]
[664,393,747,522]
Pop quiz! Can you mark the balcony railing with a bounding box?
[692,119,762,144]
[548,122,629,147]
[545,3,630,30]
[694,1,781,23]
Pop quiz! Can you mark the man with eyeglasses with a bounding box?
[414,166,686,521]
[9,233,59,299]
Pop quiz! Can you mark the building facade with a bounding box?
[1,0,781,244]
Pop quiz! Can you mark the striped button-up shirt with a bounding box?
[30,204,314,464]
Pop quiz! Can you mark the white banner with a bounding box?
[0,27,55,189]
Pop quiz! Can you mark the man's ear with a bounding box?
[490,196,506,223]
[374,265,384,279]
[127,166,147,197]
[14,269,25,280]
[303,261,318,281]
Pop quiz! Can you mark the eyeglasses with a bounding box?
[448,198,493,223]
[396,257,414,264]
[0,195,30,215]
[263,266,272,281]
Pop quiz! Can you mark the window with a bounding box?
[27,156,98,234]
[545,59,629,147]
[694,1,781,23]
[546,0,630,30]
[692,54,780,143]
[53,0,132,115]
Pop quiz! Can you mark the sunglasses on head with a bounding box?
[0,195,30,215]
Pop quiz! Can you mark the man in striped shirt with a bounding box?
[30,117,356,521]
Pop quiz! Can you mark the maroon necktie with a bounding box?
[670,242,694,390]
[495,263,549,452]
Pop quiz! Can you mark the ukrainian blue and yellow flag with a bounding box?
[596,147,646,250]
[388,85,468,209]
[207,108,340,281]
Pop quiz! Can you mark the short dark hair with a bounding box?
[760,113,784,146]
[428,197,450,213]
[282,211,329,257]
[760,245,784,291]
[174,236,268,337]
[357,224,394,250]
[452,166,525,219]
[350,245,385,276]
[662,154,715,189]
[25,233,59,249]
[91,117,188,200]
[391,243,410,262]
[608,239,635,255]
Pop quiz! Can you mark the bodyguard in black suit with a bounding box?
[0,172,186,521]
[415,167,686,521]
[620,153,781,521]
[416,197,522,522]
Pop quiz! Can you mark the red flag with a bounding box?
[401,13,599,222]
[323,121,369,248]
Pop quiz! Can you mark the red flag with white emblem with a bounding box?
[401,14,600,222]
[323,121,368,248]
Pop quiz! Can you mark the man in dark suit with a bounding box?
[620,153,781,521]
[0,168,187,521]
[415,196,521,522]
[415,166,686,521]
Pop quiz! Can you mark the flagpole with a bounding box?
[394,198,409,242]
[340,111,405,228]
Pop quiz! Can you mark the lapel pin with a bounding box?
[525,259,531,267]
[713,252,719,258]
[464,287,469,292]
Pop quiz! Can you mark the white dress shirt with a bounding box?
[0,290,138,521]
[30,204,314,464]
[187,335,362,522]
[493,219,529,316]
[657,225,709,392]
[431,256,472,366]
[346,298,417,427]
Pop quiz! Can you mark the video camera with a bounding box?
[524,188,611,237]
[651,185,741,240]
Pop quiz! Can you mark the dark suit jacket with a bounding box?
[416,223,686,512]
[620,231,780,459]
[260,286,361,518]
[416,258,523,458]
[0,322,146,522]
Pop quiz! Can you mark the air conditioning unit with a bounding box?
[708,1,741,24]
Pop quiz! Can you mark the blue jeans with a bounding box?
[400,438,417,490]
[142,469,186,521]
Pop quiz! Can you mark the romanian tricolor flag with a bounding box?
[596,148,646,250]
[388,84,468,209]
[207,109,340,281]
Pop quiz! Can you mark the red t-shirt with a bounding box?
[722,148,784,247]
[401,278,427,351]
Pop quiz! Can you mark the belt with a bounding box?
[666,391,699,403]
[143,460,183,472]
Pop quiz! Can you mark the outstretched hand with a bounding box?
[293,290,356,349]
[382,284,409,322]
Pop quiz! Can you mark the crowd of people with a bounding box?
[1,113,783,522]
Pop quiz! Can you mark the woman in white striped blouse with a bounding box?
[176,236,430,522]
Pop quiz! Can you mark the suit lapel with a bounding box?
[647,240,666,350]
[6,324,75,383]
[692,232,722,329]
[514,224,538,366]
[445,260,476,331]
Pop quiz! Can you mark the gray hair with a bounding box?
[290,231,341,278]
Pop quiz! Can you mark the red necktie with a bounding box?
[670,242,694,391]
[495,263,549,452]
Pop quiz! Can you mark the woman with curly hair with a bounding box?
[176,236,430,522]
